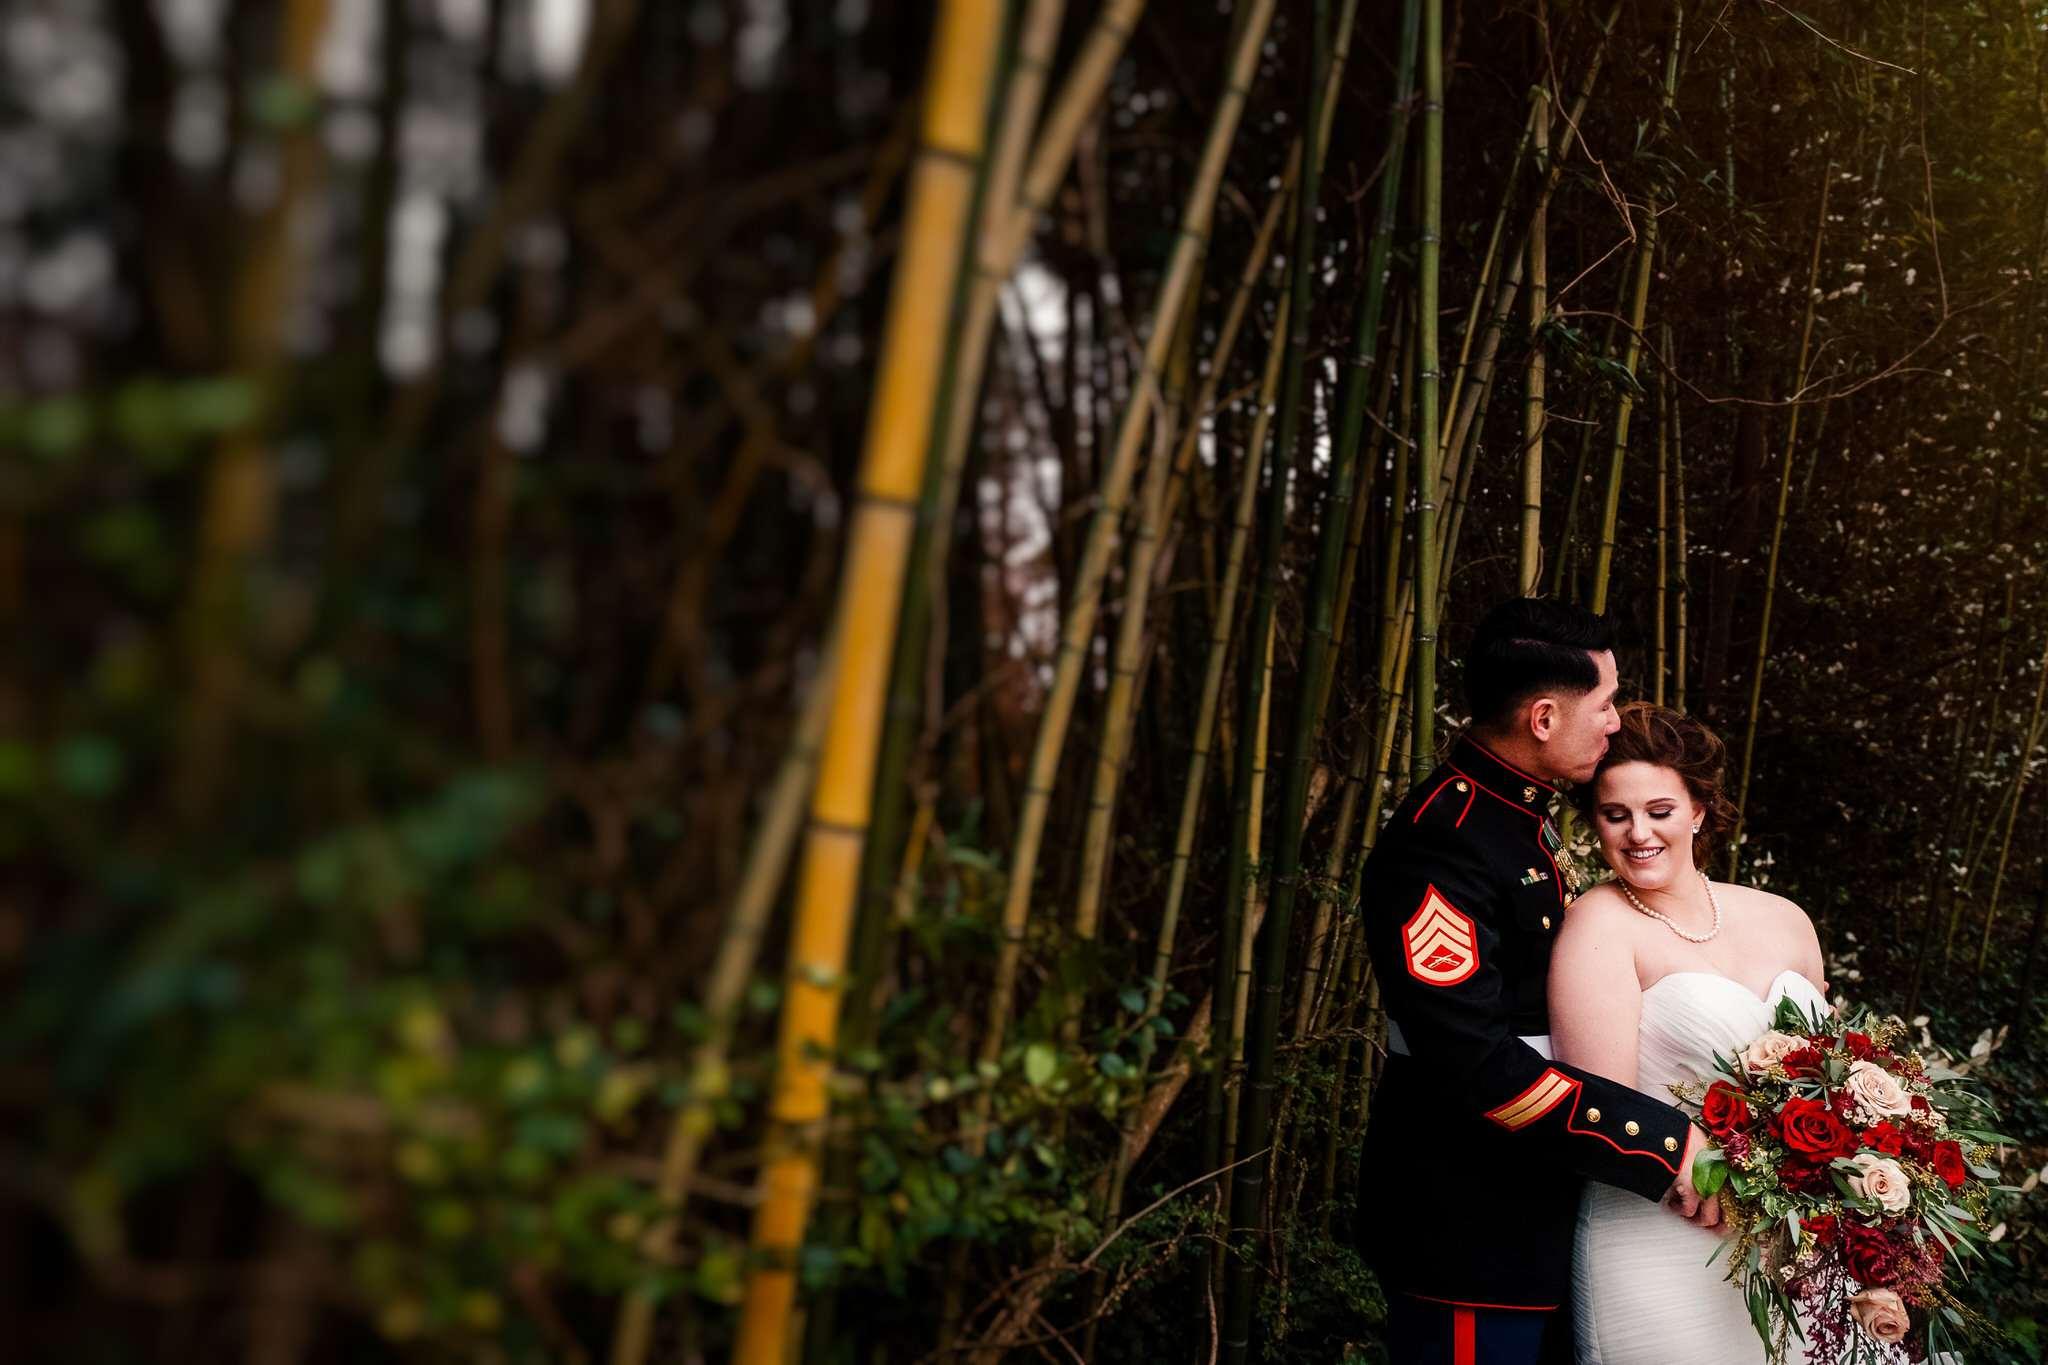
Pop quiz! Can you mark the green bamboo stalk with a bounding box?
[1655,360,1671,706]
[1283,0,1421,1042]
[1589,0,1679,614]
[1587,220,1657,615]
[1670,324,1689,709]
[1218,616,1277,1261]
[1316,302,1408,727]
[1977,637,2048,970]
[1198,290,1293,1206]
[1408,0,1444,783]
[1728,157,1834,881]
[981,0,1278,1088]
[1218,0,1331,1348]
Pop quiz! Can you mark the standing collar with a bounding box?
[1447,734,1560,810]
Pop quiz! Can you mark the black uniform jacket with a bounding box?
[1355,736,1692,1309]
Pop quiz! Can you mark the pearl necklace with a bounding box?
[1617,868,1723,943]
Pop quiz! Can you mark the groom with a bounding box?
[1356,599,1716,1364]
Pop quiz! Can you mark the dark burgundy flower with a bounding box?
[1775,1096,1858,1162]
[1842,1219,1903,1287]
[1780,1160,1834,1196]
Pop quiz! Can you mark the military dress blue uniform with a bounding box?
[1356,736,1692,1364]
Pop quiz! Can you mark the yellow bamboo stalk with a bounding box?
[175,0,332,817]
[1977,636,2048,970]
[731,7,1002,1357]
[1670,325,1689,709]
[1655,362,1670,705]
[981,0,1279,1075]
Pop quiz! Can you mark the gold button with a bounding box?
[1541,916,1552,930]
[1454,780,1469,793]
[1586,1108,1601,1123]
[1625,1121,1641,1136]
[1664,1137,1679,1152]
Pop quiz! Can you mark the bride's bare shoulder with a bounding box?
[1711,880,1812,927]
[1558,880,1636,929]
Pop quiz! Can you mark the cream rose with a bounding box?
[1741,1029,1802,1073]
[1847,1286,1910,1345]
[1848,1153,1914,1213]
[1844,1059,1914,1118]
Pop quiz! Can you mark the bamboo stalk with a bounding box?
[1199,290,1292,1228]
[1283,0,1421,1049]
[1728,157,1834,882]
[1071,277,1200,996]
[1655,360,1670,706]
[1587,220,1657,615]
[1220,2,1335,1353]
[1670,324,1689,710]
[981,0,1278,1085]
[610,632,838,1365]
[1409,0,1443,782]
[1218,616,1276,1256]
[1520,77,1549,596]
[1317,303,1408,727]
[1590,2,1678,614]
[1976,637,2048,970]
[174,0,332,818]
[731,7,1002,1356]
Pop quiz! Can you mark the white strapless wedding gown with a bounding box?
[1573,968,1828,1365]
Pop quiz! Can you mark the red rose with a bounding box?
[1775,1096,1857,1162]
[1803,1213,1840,1243]
[1844,1032,1881,1061]
[1930,1141,1968,1189]
[1863,1122,1907,1156]
[1782,1047,1826,1077]
[1842,1219,1903,1286]
[1701,1081,1753,1135]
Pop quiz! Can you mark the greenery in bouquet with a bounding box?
[1683,1001,2016,1363]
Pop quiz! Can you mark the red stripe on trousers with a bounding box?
[1453,1306,1476,1365]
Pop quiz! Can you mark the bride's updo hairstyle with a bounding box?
[1568,702,1740,870]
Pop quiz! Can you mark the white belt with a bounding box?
[1385,1019,1552,1060]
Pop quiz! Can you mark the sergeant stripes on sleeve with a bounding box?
[1484,1068,1576,1130]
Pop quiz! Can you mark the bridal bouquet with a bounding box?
[1684,1001,2012,1363]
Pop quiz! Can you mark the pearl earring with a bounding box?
[1692,822,1702,835]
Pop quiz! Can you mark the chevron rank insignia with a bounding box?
[1485,1068,1577,1130]
[1402,886,1478,986]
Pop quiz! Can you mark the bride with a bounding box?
[1548,703,1829,1364]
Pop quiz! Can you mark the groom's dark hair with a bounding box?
[1463,598,1615,728]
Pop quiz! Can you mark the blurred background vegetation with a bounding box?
[4,0,2048,1361]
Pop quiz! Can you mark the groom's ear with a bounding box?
[1526,695,1557,742]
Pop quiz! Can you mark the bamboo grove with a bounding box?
[5,1,2048,1360]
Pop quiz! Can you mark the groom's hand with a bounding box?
[1665,1126,1725,1232]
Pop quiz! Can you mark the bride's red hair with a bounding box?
[1569,702,1741,869]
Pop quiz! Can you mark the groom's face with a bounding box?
[1544,649,1622,784]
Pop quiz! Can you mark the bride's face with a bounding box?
[1591,761,1705,890]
